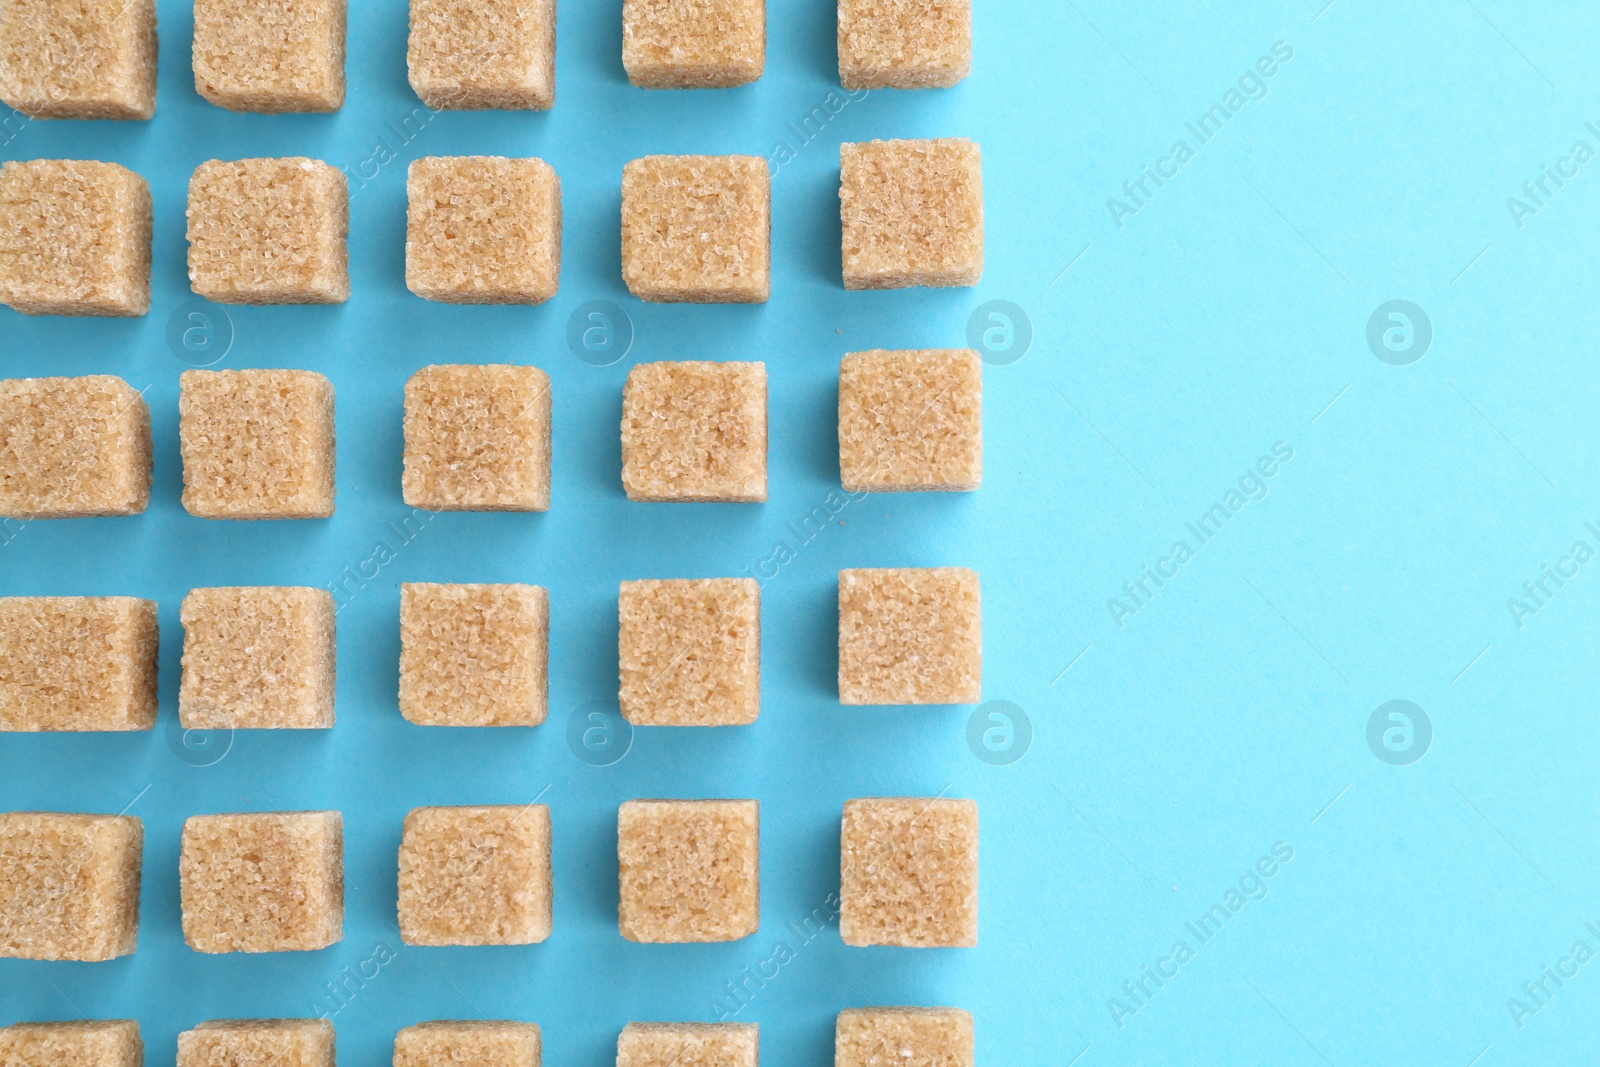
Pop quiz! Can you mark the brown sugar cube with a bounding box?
[617,799,758,943]
[837,567,979,704]
[617,1023,757,1067]
[620,155,769,303]
[839,797,977,947]
[179,369,336,520]
[180,587,336,730]
[621,361,766,503]
[840,138,982,290]
[0,597,158,732]
[0,0,157,119]
[618,579,759,726]
[180,811,343,954]
[177,1021,334,1067]
[0,160,150,317]
[394,1022,540,1067]
[408,0,554,110]
[187,159,349,305]
[838,0,970,90]
[835,1008,973,1067]
[0,813,142,961]
[399,583,548,727]
[192,0,344,112]
[838,349,981,493]
[406,157,561,305]
[402,365,550,512]
[0,376,151,518]
[0,1022,143,1067]
[622,0,764,88]
[398,805,552,946]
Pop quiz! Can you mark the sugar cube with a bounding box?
[0,375,150,518]
[0,597,158,732]
[177,1021,334,1067]
[838,349,981,492]
[840,138,982,290]
[837,0,971,90]
[179,587,336,729]
[187,158,349,305]
[837,567,980,704]
[0,813,142,961]
[622,0,764,88]
[618,579,759,726]
[620,155,769,303]
[398,805,552,946]
[406,157,561,304]
[621,361,766,502]
[192,0,344,112]
[180,811,343,953]
[402,364,550,511]
[179,369,336,520]
[839,797,977,947]
[617,799,758,943]
[0,0,157,118]
[394,1022,540,1067]
[399,583,549,727]
[408,0,554,110]
[0,1022,143,1067]
[0,160,150,316]
[617,1023,757,1067]
[835,1008,973,1067]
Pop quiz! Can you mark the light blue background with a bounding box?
[3,1,1599,1064]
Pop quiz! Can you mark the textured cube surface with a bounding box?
[179,369,336,520]
[400,583,548,726]
[180,811,343,953]
[840,139,982,290]
[0,813,142,961]
[0,1022,143,1067]
[0,376,151,518]
[839,797,977,947]
[622,0,764,88]
[838,567,980,704]
[621,361,766,502]
[406,157,561,304]
[398,805,552,946]
[617,799,759,943]
[838,349,981,492]
[408,0,554,110]
[0,160,150,316]
[620,155,769,303]
[838,0,971,89]
[619,579,759,726]
[0,0,157,118]
[403,364,551,511]
[394,1022,540,1067]
[177,1020,334,1067]
[0,597,158,732]
[617,1023,757,1067]
[835,1008,973,1067]
[187,158,349,305]
[180,587,336,729]
[192,0,344,112]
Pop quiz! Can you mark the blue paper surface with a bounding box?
[4,1,1599,1064]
